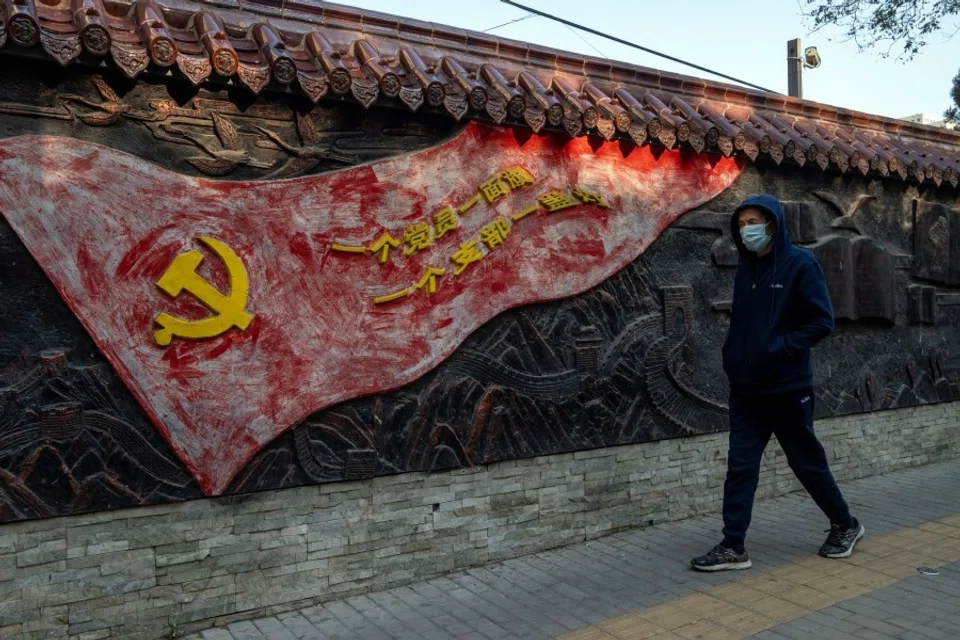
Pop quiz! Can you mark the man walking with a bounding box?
[691,194,864,572]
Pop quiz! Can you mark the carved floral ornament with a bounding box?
[0,0,957,186]
[79,24,109,55]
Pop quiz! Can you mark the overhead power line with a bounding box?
[483,13,536,33]
[564,24,608,59]
[500,0,780,94]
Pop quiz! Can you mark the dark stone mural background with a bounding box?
[0,63,958,522]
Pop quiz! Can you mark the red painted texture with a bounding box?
[0,123,742,494]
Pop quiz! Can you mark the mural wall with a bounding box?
[0,64,958,521]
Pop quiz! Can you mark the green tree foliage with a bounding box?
[803,0,959,59]
[945,68,960,122]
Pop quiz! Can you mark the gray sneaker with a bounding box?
[691,544,752,572]
[819,518,865,558]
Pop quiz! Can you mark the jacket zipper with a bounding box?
[739,266,755,382]
[739,260,772,383]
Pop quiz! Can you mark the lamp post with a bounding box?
[787,38,821,99]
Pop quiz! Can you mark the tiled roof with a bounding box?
[2,0,959,188]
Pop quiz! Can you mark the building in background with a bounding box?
[900,113,958,129]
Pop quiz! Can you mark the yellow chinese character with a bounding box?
[372,287,412,305]
[433,207,459,239]
[413,266,446,295]
[330,244,367,254]
[368,232,400,264]
[450,239,484,276]
[538,190,580,213]
[479,176,510,204]
[480,216,511,250]
[572,187,609,208]
[511,204,540,222]
[458,194,480,214]
[499,166,535,190]
[403,222,434,256]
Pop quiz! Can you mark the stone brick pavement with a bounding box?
[747,561,960,640]
[189,460,960,640]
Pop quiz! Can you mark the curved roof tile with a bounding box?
[2,0,959,188]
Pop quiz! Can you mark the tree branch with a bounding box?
[801,0,960,60]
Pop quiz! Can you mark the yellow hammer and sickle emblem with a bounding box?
[153,236,253,347]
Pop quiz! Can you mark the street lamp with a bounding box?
[787,39,821,98]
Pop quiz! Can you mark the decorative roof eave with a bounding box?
[2,0,959,189]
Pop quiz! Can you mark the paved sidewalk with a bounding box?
[190,460,960,640]
[750,560,960,640]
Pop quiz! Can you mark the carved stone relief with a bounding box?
[0,65,457,181]
[0,62,958,521]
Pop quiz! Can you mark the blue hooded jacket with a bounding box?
[722,194,835,395]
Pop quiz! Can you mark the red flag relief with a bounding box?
[0,123,742,494]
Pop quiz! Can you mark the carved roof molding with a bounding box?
[2,0,959,188]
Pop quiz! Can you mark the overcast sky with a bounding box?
[349,0,959,121]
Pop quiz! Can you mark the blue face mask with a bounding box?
[740,223,772,253]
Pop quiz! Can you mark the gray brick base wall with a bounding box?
[1,402,958,639]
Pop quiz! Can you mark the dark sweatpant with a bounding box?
[721,387,853,552]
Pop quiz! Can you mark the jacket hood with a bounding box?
[730,194,791,261]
